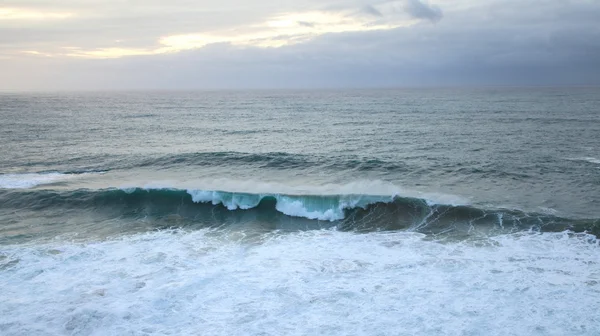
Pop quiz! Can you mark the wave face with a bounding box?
[1,187,597,240]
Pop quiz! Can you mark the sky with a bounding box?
[1,0,600,90]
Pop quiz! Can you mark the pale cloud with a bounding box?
[21,50,53,57]
[160,10,414,51]
[0,7,73,20]
[64,47,160,59]
[29,5,421,59]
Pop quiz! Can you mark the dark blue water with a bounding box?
[1,88,599,335]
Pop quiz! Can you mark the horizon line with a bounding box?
[1,84,600,94]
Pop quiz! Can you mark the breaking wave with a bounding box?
[0,187,597,237]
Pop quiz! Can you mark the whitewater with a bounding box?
[2,229,599,335]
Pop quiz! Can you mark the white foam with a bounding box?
[1,230,599,335]
[119,178,469,206]
[181,178,405,197]
[187,189,262,210]
[0,172,85,189]
[186,190,390,221]
[568,157,600,164]
[274,198,343,221]
[582,157,600,164]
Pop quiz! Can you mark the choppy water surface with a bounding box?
[1,88,599,335]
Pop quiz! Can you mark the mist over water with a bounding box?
[1,88,600,334]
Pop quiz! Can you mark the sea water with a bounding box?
[1,88,599,335]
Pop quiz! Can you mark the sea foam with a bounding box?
[1,230,599,335]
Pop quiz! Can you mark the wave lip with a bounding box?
[0,173,85,189]
[186,189,393,221]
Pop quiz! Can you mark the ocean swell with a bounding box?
[0,187,597,237]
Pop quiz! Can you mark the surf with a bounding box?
[1,187,597,238]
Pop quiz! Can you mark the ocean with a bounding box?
[1,88,599,335]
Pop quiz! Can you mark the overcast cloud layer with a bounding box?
[1,0,599,90]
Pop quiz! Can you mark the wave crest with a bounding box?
[184,190,393,221]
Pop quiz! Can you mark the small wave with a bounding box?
[568,157,600,165]
[0,173,90,189]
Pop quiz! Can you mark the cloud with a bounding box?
[156,10,410,52]
[403,0,442,22]
[0,7,74,20]
[362,5,383,17]
[2,5,428,59]
[1,0,600,90]
[297,21,316,27]
[0,1,446,59]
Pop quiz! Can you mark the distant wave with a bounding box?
[132,151,409,172]
[0,172,94,189]
[581,157,600,164]
[9,151,410,174]
[568,157,600,165]
[12,151,591,184]
[1,186,597,236]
